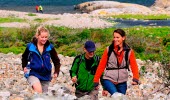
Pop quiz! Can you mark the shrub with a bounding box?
[0,17,25,23]
[77,29,91,40]
[27,13,36,16]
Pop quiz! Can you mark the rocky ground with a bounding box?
[0,53,169,100]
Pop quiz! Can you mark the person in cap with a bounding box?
[70,40,100,100]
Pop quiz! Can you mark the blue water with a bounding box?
[110,19,170,28]
[0,0,155,14]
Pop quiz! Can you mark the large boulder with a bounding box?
[153,0,170,8]
[74,1,152,14]
[150,0,170,14]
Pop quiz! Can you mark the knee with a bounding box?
[32,84,42,93]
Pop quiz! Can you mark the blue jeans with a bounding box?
[103,79,127,95]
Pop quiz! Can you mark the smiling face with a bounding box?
[35,26,50,46]
[113,32,125,47]
[37,31,49,45]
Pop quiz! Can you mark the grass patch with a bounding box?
[111,14,170,20]
[0,17,25,23]
[55,18,60,20]
[34,18,49,23]
[27,13,37,16]
[0,46,25,54]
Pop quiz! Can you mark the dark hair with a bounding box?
[113,29,126,37]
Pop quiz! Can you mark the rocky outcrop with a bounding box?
[0,53,169,99]
[74,1,170,15]
[150,0,170,14]
[153,0,170,8]
[74,1,152,14]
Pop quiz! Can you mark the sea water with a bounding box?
[0,0,155,14]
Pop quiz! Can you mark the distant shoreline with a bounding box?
[0,9,113,29]
[0,5,81,15]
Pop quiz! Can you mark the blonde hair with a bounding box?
[35,26,50,38]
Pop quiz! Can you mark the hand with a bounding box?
[95,85,99,90]
[53,73,58,78]
[23,67,30,73]
[94,82,99,90]
[71,76,77,83]
[132,81,139,85]
[132,79,140,85]
[102,90,108,96]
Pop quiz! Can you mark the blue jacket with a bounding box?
[22,40,60,81]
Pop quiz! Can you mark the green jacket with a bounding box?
[70,54,100,92]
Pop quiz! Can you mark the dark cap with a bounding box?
[84,40,96,52]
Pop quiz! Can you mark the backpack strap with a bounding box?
[69,54,82,78]
[107,43,114,60]
[125,49,130,71]
[96,55,100,65]
[106,43,130,71]
[106,43,114,66]
[75,54,83,75]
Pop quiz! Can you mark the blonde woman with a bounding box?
[22,26,60,93]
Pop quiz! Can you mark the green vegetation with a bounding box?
[27,13,37,16]
[0,17,26,23]
[111,14,170,20]
[0,26,169,61]
[34,18,49,23]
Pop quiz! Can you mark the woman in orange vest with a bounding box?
[94,29,139,96]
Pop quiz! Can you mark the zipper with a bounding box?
[113,51,120,83]
[36,48,44,67]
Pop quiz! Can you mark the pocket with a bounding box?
[119,69,128,80]
[44,53,51,63]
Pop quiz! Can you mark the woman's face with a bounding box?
[37,31,49,45]
[113,32,125,46]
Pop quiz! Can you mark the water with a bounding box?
[111,19,170,28]
[1,0,165,27]
[0,0,93,14]
[0,0,155,14]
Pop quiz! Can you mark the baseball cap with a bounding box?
[84,40,96,52]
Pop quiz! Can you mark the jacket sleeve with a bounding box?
[50,48,61,75]
[94,48,108,83]
[22,47,29,69]
[129,49,139,81]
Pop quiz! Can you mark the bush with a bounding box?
[77,29,91,40]
[27,13,36,16]
[0,26,169,63]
